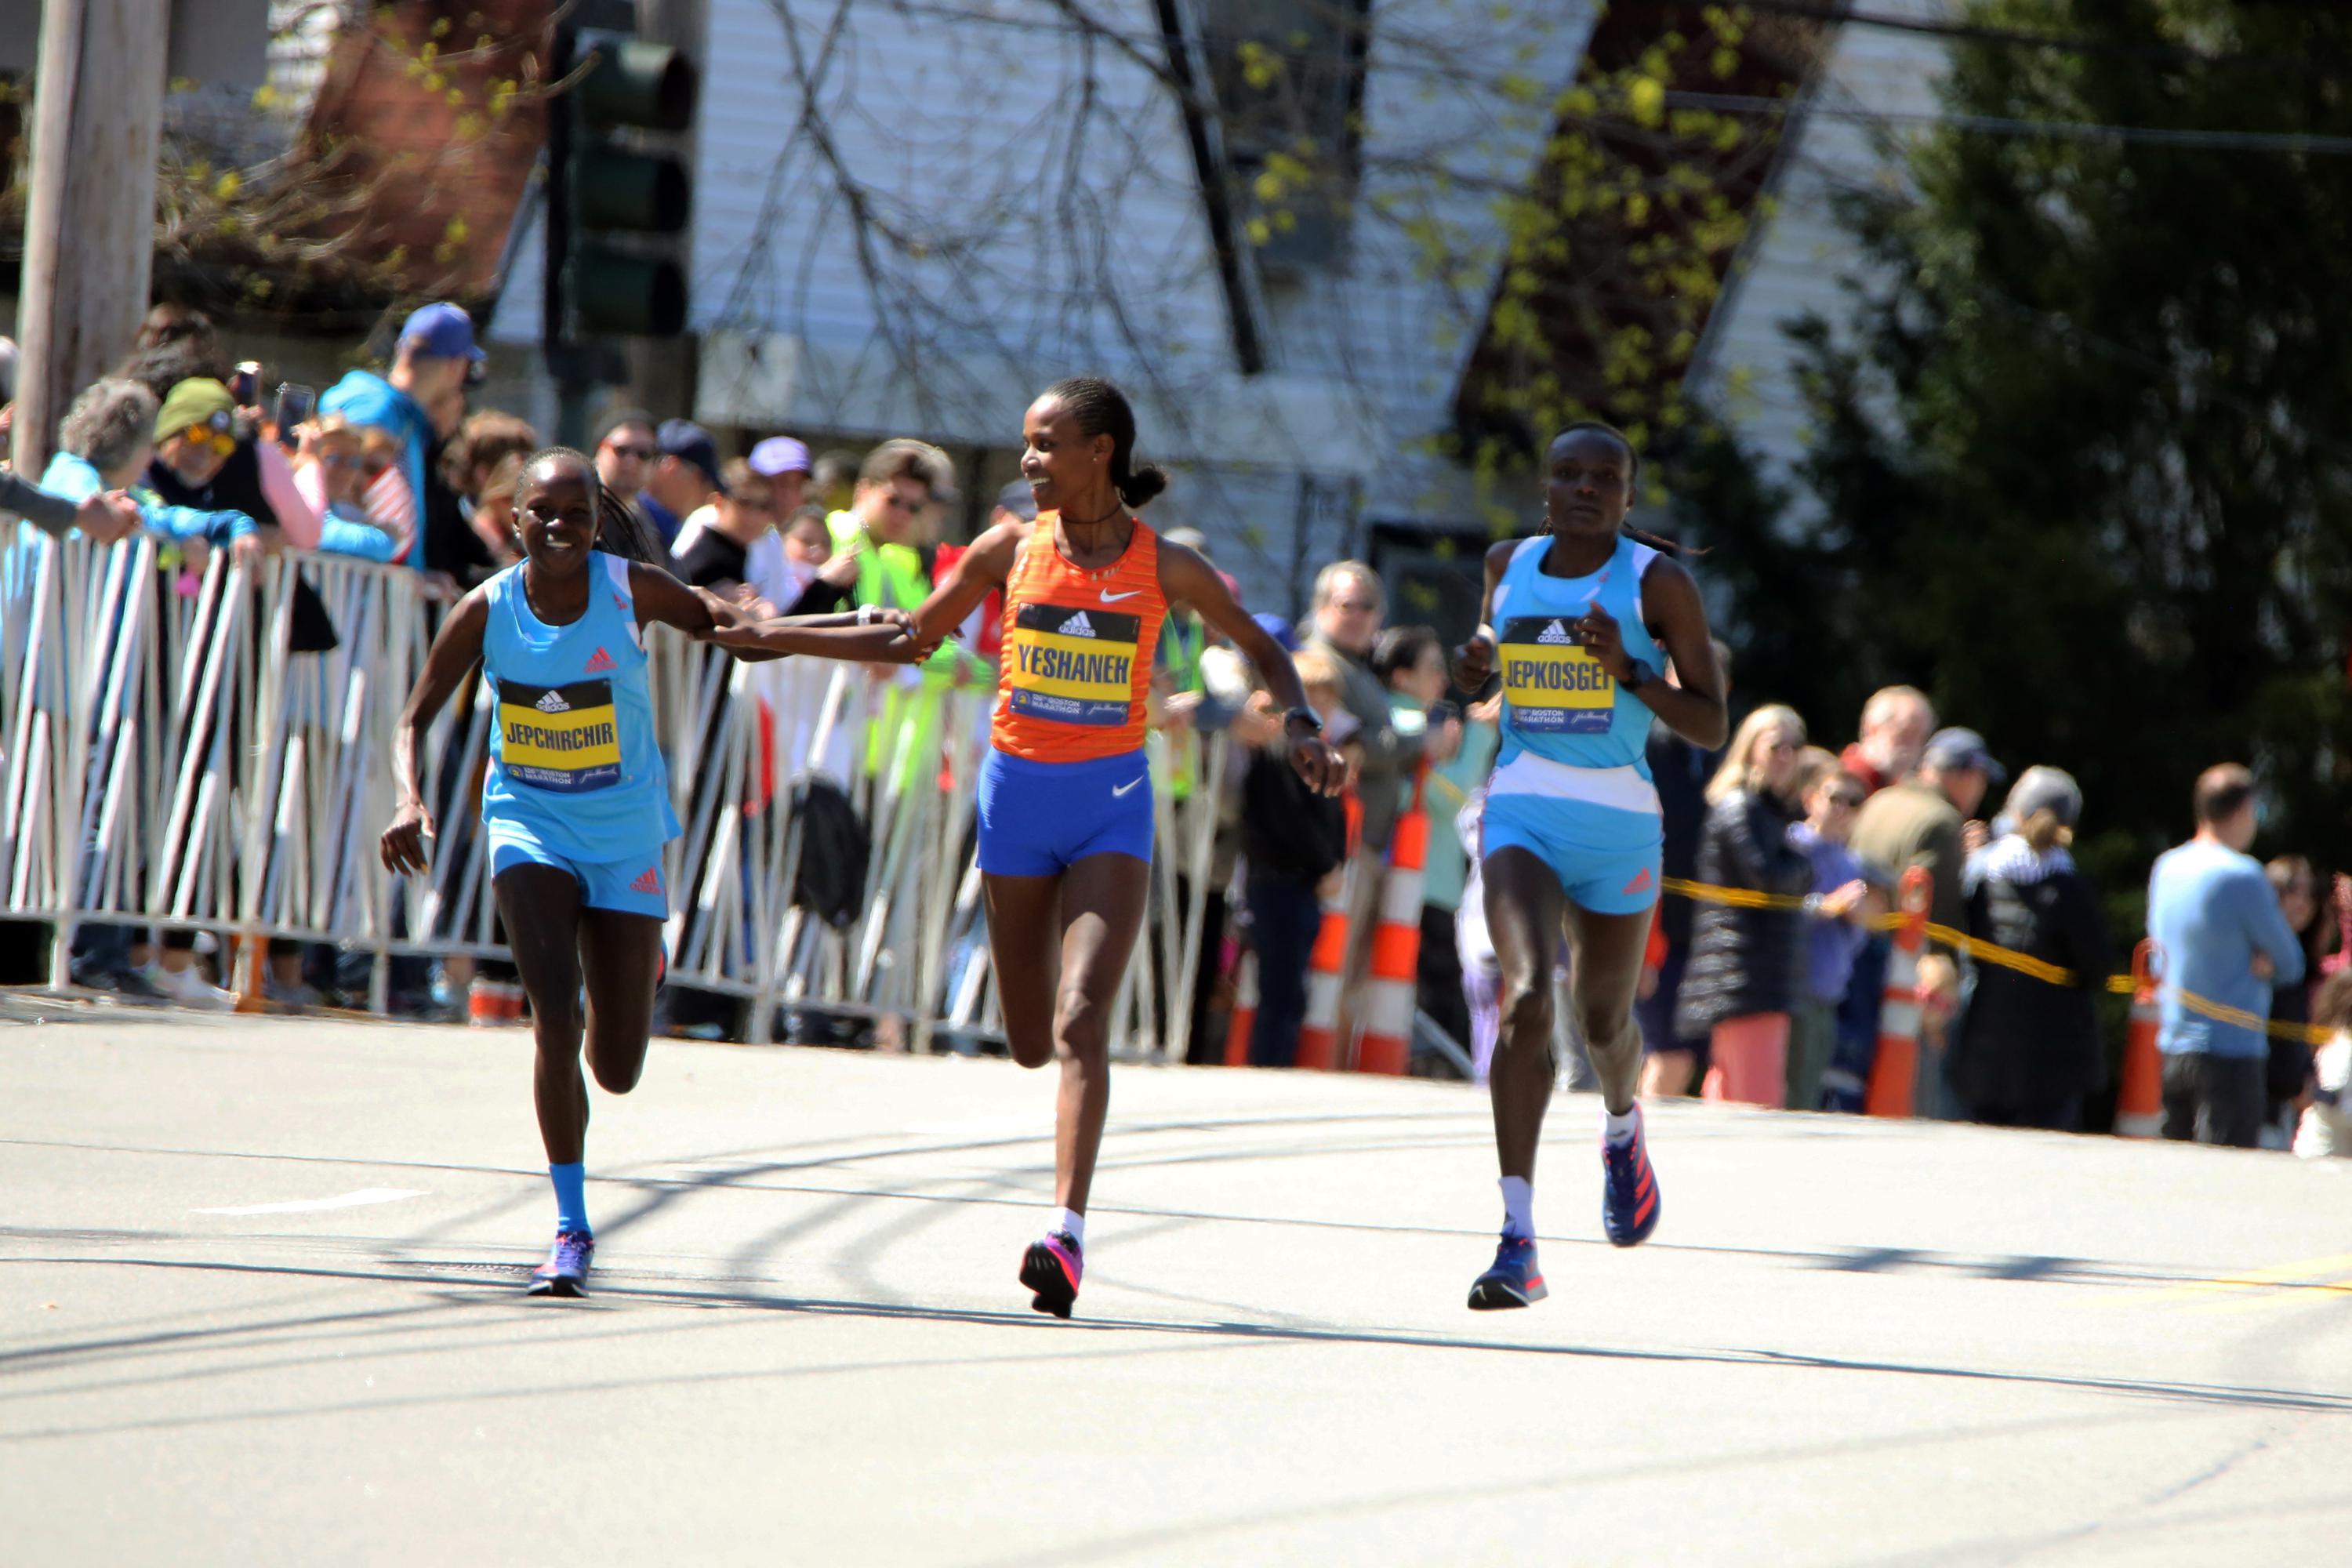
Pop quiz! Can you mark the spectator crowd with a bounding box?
[2,297,2347,1160]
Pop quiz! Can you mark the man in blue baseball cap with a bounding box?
[317,302,485,568]
[638,418,722,550]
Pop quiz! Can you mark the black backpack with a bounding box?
[787,774,870,929]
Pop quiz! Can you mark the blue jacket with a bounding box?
[2147,838,2306,1059]
[38,452,255,546]
[318,369,432,568]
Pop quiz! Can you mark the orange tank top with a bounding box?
[990,514,1166,762]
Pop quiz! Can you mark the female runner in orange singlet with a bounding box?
[768,378,1337,1317]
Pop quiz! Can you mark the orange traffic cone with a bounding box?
[1865,866,1933,1117]
[230,935,268,1014]
[1294,881,1354,1072]
[1223,948,1258,1067]
[2114,939,2162,1137]
[1294,789,1360,1071]
[470,976,525,1027]
[1357,765,1430,1076]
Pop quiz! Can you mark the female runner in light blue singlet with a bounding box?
[1447,423,1728,1311]
[381,448,920,1298]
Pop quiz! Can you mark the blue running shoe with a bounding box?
[1601,1105,1661,1247]
[528,1230,594,1298]
[1020,1231,1083,1319]
[1467,1234,1547,1311]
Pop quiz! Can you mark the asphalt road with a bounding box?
[5,1003,2350,1566]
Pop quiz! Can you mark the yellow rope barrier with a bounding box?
[1656,876,2328,1047]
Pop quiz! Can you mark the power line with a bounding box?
[1668,90,2352,155]
[1693,0,2322,71]
[871,0,2336,76]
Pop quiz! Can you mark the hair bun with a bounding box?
[1118,463,1169,507]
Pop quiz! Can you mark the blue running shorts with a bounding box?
[977,747,1156,877]
[1480,793,1662,916]
[488,818,670,920]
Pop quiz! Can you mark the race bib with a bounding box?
[1005,603,1139,727]
[498,678,622,791]
[1498,615,1614,735]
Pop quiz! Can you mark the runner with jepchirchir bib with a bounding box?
[382,447,923,1298]
[1449,422,1728,1309]
[906,377,1343,1319]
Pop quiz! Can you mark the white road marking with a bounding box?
[194,1187,427,1216]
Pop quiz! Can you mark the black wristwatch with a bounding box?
[1283,706,1323,737]
[1622,659,1661,692]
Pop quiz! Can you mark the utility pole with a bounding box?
[14,0,169,477]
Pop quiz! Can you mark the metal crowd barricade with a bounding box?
[0,531,1239,1062]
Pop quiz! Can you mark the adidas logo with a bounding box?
[585,646,616,673]
[1062,612,1096,638]
[1537,620,1573,646]
[535,690,571,713]
[1621,866,1653,896]
[630,866,662,894]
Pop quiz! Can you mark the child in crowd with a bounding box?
[780,504,833,601]
[289,417,415,562]
[1788,749,1881,1110]
[2293,971,2352,1160]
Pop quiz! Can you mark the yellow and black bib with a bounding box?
[1498,615,1615,735]
[1004,603,1144,731]
[495,677,623,792]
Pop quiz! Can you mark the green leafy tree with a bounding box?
[1693,0,2352,886]
[2,2,546,325]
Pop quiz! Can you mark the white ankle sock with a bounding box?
[1499,1176,1534,1240]
[1052,1207,1085,1247]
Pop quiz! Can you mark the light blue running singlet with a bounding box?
[479,551,681,864]
[1490,531,1665,775]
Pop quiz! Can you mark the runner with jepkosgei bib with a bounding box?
[1450,421,1729,1310]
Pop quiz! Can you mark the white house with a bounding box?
[492,0,1600,608]
[1687,0,1956,508]
[481,0,1963,605]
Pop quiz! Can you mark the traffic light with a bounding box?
[545,1,698,343]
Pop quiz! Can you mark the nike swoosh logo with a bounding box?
[1100,590,1141,603]
[1112,777,1145,797]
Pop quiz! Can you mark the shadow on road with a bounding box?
[4,1250,2348,1443]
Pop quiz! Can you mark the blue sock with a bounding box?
[550,1163,589,1236]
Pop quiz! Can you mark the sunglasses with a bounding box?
[1828,791,1867,810]
[728,489,779,513]
[882,492,923,514]
[318,452,362,470]
[604,443,657,463]
[178,423,236,457]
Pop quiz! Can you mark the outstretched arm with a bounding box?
[1160,540,1345,795]
[908,520,1022,647]
[630,559,923,663]
[381,589,490,874]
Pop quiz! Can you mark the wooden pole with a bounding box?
[15,0,169,479]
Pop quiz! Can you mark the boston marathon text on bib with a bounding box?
[1005,604,1141,727]
[495,677,623,791]
[1498,615,1615,735]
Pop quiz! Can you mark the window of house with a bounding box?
[1200,0,1370,276]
